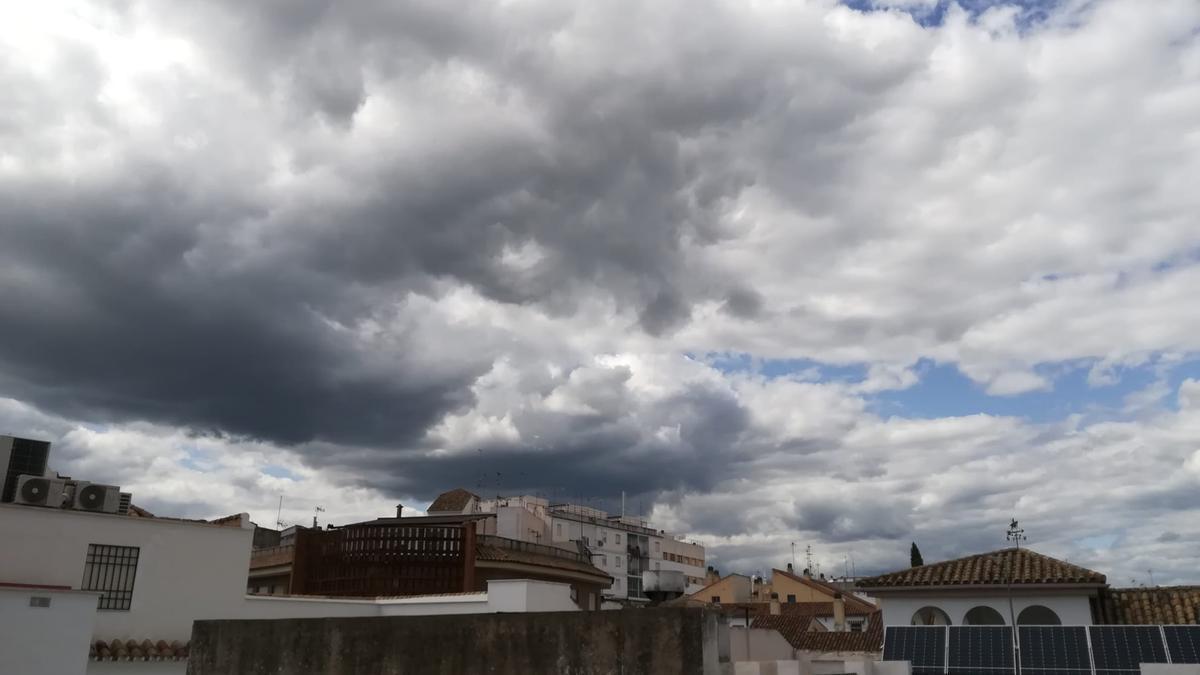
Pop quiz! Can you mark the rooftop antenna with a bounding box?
[312,505,325,529]
[805,544,814,573]
[1005,519,1027,675]
[1147,569,1155,586]
[275,495,284,529]
[791,542,796,568]
[1007,519,1026,548]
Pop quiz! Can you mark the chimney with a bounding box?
[833,592,846,632]
[769,592,781,616]
[787,562,794,574]
[395,503,404,518]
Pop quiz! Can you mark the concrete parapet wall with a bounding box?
[188,607,720,675]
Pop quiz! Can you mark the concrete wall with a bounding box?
[875,591,1094,626]
[729,627,796,662]
[189,608,721,675]
[0,586,99,675]
[0,503,253,642]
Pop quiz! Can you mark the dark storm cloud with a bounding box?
[0,0,790,450]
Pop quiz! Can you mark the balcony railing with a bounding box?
[477,535,591,564]
[249,544,295,568]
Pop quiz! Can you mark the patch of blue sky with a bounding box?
[179,445,211,471]
[871,358,1160,422]
[262,464,300,481]
[703,349,1200,423]
[841,0,1064,30]
[695,351,867,383]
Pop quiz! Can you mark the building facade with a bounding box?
[856,547,1107,626]
[430,488,706,604]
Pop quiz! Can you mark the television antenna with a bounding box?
[312,505,325,529]
[275,495,285,529]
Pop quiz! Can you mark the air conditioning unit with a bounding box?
[118,492,132,515]
[71,482,123,513]
[13,475,68,507]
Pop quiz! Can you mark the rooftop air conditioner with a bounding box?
[13,475,68,508]
[72,482,123,513]
[118,492,132,515]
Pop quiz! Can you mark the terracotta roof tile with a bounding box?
[753,609,884,653]
[427,488,479,513]
[856,548,1106,588]
[1101,586,1200,625]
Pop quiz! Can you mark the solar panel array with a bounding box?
[1089,626,1168,675]
[949,627,1014,675]
[884,626,948,675]
[883,625,1199,675]
[1019,626,1092,675]
[1164,626,1200,664]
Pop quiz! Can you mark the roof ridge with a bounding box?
[857,547,1106,588]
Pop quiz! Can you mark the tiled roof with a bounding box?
[856,548,1106,588]
[475,543,610,580]
[753,609,884,653]
[772,568,878,614]
[1100,586,1200,625]
[428,488,479,513]
[90,639,188,661]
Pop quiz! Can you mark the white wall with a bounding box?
[0,503,253,642]
[875,591,1095,626]
[0,586,99,675]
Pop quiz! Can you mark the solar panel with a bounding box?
[885,626,947,675]
[949,626,1015,675]
[1164,626,1200,664]
[1020,626,1092,673]
[1088,626,1169,675]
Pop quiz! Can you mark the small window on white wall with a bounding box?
[555,523,562,538]
[615,533,621,545]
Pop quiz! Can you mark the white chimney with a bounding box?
[769,593,781,616]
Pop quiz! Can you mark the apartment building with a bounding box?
[429,488,705,603]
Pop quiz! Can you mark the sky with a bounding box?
[1,0,1199,586]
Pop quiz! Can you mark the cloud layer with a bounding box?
[2,0,1199,584]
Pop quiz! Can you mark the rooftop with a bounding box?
[1100,586,1200,625]
[427,488,479,514]
[856,547,1107,589]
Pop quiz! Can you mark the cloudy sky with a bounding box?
[3,0,1199,585]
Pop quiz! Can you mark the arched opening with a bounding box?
[964,606,1007,625]
[1017,605,1062,625]
[911,606,953,625]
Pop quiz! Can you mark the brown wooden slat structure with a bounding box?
[291,522,476,596]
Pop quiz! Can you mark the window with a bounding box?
[712,595,721,603]
[555,523,563,538]
[911,606,952,626]
[964,606,1006,625]
[1017,605,1062,625]
[29,597,51,608]
[654,541,660,554]
[82,544,140,611]
[597,554,607,566]
[787,594,796,603]
[850,621,864,632]
[615,578,621,589]
[615,533,621,545]
[615,555,622,568]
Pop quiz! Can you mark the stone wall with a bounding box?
[188,608,720,675]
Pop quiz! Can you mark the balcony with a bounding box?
[249,544,294,569]
[476,535,591,565]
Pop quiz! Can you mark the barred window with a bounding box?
[81,544,140,610]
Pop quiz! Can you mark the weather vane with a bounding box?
[1007,519,1026,549]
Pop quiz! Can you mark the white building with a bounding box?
[855,547,1106,626]
[429,488,706,603]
